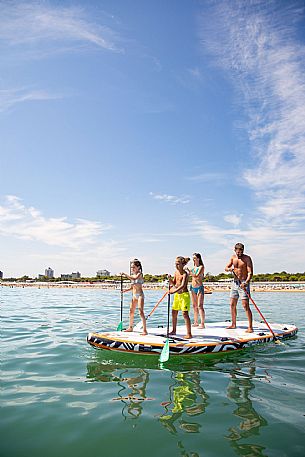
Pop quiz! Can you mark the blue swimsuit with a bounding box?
[190,267,204,294]
[190,284,204,294]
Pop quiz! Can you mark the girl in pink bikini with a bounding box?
[187,253,205,328]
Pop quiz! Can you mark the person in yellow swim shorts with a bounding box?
[172,292,191,312]
[168,256,192,339]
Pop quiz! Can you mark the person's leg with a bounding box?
[227,298,238,328]
[191,290,199,326]
[198,290,205,328]
[169,310,178,334]
[182,311,192,338]
[137,295,147,335]
[242,299,253,332]
[125,298,137,331]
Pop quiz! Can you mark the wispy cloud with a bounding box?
[0,2,122,54]
[186,172,226,183]
[199,0,305,224]
[191,216,305,272]
[149,192,190,205]
[0,3,123,113]
[224,214,242,226]
[197,0,305,269]
[0,87,61,113]
[0,195,112,249]
[187,67,202,80]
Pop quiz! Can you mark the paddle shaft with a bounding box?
[166,282,171,337]
[134,290,168,331]
[232,270,278,340]
[120,275,123,323]
[146,290,168,320]
[159,282,171,364]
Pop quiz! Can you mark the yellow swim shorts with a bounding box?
[172,292,190,312]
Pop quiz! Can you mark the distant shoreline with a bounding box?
[1,281,305,292]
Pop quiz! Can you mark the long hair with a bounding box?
[176,256,190,266]
[131,258,143,272]
[193,253,203,266]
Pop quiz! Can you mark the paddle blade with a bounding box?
[116,321,123,331]
[159,338,170,363]
[275,338,284,345]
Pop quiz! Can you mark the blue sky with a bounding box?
[1,0,305,277]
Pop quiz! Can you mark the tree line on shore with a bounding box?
[2,271,305,283]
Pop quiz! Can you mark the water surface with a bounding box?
[1,287,304,457]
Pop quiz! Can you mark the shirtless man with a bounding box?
[225,243,253,333]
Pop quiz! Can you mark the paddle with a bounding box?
[116,275,124,331]
[159,282,171,363]
[134,290,168,331]
[232,270,282,344]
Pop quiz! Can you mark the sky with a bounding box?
[1,0,305,278]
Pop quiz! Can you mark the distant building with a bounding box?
[71,272,81,279]
[97,269,110,277]
[0,271,3,279]
[61,274,70,281]
[45,267,54,279]
[61,272,81,281]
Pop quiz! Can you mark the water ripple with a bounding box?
[1,287,305,457]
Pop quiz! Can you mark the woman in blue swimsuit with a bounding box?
[188,253,205,328]
[121,259,147,335]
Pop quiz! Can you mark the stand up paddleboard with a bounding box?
[87,320,297,356]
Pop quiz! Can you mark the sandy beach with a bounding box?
[1,281,305,292]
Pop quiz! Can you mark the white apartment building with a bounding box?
[45,267,54,279]
[97,269,110,277]
[61,272,81,280]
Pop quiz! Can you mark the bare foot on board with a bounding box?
[124,327,133,332]
[245,328,254,333]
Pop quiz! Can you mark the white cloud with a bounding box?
[187,67,202,80]
[0,195,111,249]
[0,195,129,277]
[199,0,305,224]
[0,2,121,53]
[196,0,305,271]
[224,214,242,226]
[186,172,226,183]
[149,192,190,205]
[190,213,305,273]
[0,87,61,113]
[0,3,122,113]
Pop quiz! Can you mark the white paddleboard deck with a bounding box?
[87,320,298,356]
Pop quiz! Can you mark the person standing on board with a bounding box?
[121,259,147,335]
[186,252,205,328]
[225,243,253,333]
[168,256,192,339]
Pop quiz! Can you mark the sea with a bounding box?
[1,286,305,457]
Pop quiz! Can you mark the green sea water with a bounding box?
[1,287,305,457]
